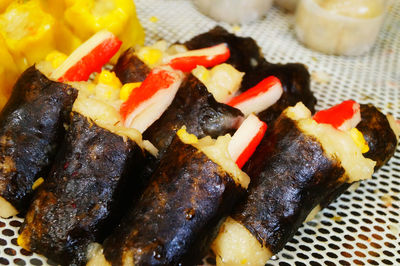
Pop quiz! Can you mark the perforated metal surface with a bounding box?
[1,0,399,265]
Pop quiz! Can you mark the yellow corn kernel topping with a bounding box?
[95,70,122,89]
[45,51,68,69]
[149,16,158,23]
[119,82,141,101]
[192,65,210,83]
[177,127,198,145]
[17,234,27,249]
[349,127,369,153]
[137,47,163,67]
[64,0,145,60]
[32,177,44,190]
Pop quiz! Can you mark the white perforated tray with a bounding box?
[1,1,399,265]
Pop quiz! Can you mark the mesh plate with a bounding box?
[1,0,399,265]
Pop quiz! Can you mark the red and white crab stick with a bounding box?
[227,76,283,116]
[166,43,230,72]
[313,100,361,131]
[120,66,184,132]
[51,30,122,82]
[228,114,267,168]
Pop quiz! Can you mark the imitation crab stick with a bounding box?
[228,114,267,168]
[227,76,283,116]
[313,100,361,131]
[120,66,184,132]
[212,102,376,266]
[166,43,230,72]
[51,30,122,82]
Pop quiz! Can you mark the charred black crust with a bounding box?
[103,136,245,265]
[184,26,265,75]
[357,104,398,169]
[0,66,78,212]
[235,116,345,254]
[184,26,316,125]
[113,48,151,84]
[19,112,145,266]
[254,63,316,124]
[143,74,243,157]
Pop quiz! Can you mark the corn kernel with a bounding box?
[192,65,210,83]
[149,16,159,23]
[120,82,141,101]
[32,177,44,190]
[45,51,68,69]
[177,127,198,144]
[17,234,27,249]
[17,234,23,246]
[137,47,163,67]
[350,128,369,153]
[95,70,122,89]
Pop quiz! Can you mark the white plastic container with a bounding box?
[193,0,274,24]
[275,0,299,12]
[295,0,388,55]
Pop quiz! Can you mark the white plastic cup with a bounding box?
[275,0,299,12]
[193,0,274,24]
[295,0,388,55]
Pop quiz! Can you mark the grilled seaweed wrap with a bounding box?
[248,62,316,125]
[212,103,375,265]
[113,47,151,84]
[0,66,77,217]
[143,74,244,157]
[18,95,148,266]
[184,26,316,125]
[357,104,399,169]
[318,103,399,210]
[185,26,265,77]
[90,129,249,266]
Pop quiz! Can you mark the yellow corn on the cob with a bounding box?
[0,35,18,111]
[39,0,82,54]
[0,0,13,13]
[64,0,145,56]
[0,0,56,71]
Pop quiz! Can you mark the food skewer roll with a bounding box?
[247,62,316,125]
[90,115,266,266]
[212,102,376,265]
[317,103,399,211]
[112,41,242,156]
[184,26,266,76]
[101,133,247,265]
[184,26,316,125]
[0,31,126,218]
[357,103,399,169]
[0,66,78,218]
[143,74,244,157]
[17,92,150,266]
